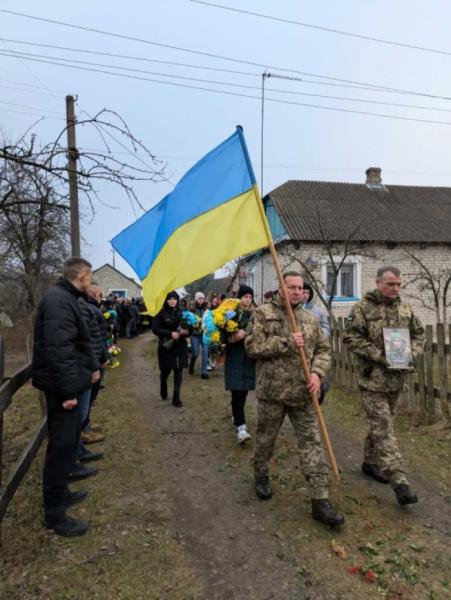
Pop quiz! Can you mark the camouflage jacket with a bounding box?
[244,295,331,405]
[342,290,425,392]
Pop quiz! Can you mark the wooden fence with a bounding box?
[330,319,451,424]
[0,337,46,530]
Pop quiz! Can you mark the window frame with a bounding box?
[321,257,361,302]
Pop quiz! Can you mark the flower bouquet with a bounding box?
[160,310,200,351]
[203,298,243,345]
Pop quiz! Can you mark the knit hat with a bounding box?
[237,284,254,299]
[165,291,179,302]
[195,291,205,301]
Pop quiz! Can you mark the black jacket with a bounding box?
[80,297,109,365]
[32,278,98,401]
[152,306,188,370]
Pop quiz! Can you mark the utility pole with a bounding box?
[66,95,80,256]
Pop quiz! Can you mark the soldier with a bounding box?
[245,271,344,528]
[343,266,425,505]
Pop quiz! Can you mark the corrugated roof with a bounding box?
[267,180,451,243]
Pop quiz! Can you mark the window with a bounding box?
[323,261,360,300]
[110,289,127,298]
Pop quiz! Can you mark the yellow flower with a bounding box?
[225,320,239,332]
[211,331,221,343]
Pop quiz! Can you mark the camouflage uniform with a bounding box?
[343,290,425,487]
[244,295,331,499]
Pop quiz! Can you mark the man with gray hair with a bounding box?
[343,266,425,506]
[32,257,100,537]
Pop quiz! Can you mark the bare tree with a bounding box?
[402,249,451,323]
[0,109,167,217]
[280,216,377,324]
[0,155,71,356]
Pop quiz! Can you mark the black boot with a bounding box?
[362,462,390,484]
[255,475,272,500]
[311,499,345,528]
[172,392,183,408]
[68,462,99,481]
[79,448,104,463]
[160,378,168,400]
[394,484,418,506]
[60,489,88,507]
[45,506,88,537]
[188,360,194,375]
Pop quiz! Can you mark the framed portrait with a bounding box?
[383,328,413,370]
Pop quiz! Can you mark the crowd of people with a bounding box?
[32,258,425,537]
[150,267,425,530]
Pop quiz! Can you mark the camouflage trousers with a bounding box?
[253,399,329,500]
[362,391,408,487]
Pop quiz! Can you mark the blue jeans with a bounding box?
[76,388,92,458]
[190,336,208,375]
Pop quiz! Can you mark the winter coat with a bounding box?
[244,294,331,405]
[190,303,206,336]
[80,297,109,364]
[303,299,330,338]
[152,306,188,370]
[32,278,98,401]
[224,309,255,391]
[342,290,425,392]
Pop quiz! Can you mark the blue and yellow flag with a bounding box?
[111,127,269,315]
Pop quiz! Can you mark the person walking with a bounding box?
[301,282,331,404]
[188,291,209,379]
[245,271,344,528]
[343,266,425,505]
[32,257,100,537]
[224,285,256,444]
[152,291,189,408]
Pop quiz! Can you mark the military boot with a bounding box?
[394,484,418,506]
[311,499,345,528]
[255,475,272,500]
[362,462,389,484]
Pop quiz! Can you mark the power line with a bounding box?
[0,37,260,78]
[190,0,451,58]
[2,50,451,127]
[0,38,60,104]
[0,82,64,98]
[4,39,451,102]
[1,8,448,100]
[0,98,61,115]
[2,48,451,115]
[0,107,61,119]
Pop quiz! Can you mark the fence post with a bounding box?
[436,323,449,424]
[425,325,436,423]
[417,352,427,421]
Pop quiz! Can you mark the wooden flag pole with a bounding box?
[253,186,340,481]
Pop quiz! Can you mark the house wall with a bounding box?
[92,266,142,299]
[244,242,451,325]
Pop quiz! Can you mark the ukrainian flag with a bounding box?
[111,127,269,315]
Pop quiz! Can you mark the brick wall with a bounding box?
[246,242,451,326]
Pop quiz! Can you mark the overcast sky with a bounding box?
[2,1,451,279]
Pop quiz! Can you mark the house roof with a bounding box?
[92,263,142,289]
[267,180,451,243]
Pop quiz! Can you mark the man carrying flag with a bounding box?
[112,127,342,525]
[245,271,344,528]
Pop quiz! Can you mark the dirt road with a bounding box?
[1,332,450,599]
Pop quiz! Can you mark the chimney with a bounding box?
[365,167,382,186]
